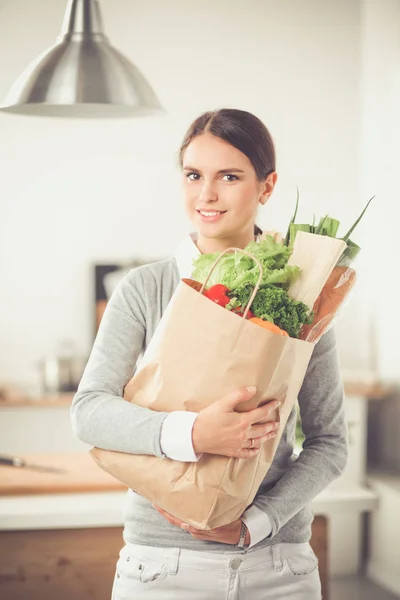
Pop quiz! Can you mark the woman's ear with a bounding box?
[259,172,278,205]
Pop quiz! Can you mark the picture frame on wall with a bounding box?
[94,263,124,335]
[93,257,161,336]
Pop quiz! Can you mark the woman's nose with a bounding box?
[198,182,218,203]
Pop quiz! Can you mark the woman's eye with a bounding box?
[222,174,238,182]
[186,172,200,181]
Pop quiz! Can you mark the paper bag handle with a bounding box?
[199,247,264,319]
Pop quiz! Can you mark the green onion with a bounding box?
[284,187,300,246]
[311,214,316,233]
[320,217,340,238]
[283,188,374,266]
[342,196,375,242]
[315,214,329,235]
[289,223,311,245]
[337,240,361,267]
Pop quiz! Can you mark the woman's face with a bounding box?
[182,133,276,251]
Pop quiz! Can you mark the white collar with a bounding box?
[174,233,200,279]
[173,232,263,279]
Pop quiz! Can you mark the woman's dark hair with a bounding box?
[179,108,276,236]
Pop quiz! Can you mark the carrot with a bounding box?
[249,317,289,337]
[299,266,357,342]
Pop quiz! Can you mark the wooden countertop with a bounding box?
[0,453,127,497]
[0,393,74,407]
[0,382,396,408]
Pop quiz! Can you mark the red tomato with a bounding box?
[205,284,231,307]
[205,285,254,318]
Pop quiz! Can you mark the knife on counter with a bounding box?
[0,455,67,473]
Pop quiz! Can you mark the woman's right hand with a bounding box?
[192,387,281,459]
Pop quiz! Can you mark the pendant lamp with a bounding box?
[0,0,164,118]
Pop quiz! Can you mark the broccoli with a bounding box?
[228,284,313,338]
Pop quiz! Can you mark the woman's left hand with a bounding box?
[153,505,250,545]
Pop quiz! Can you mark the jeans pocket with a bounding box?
[115,545,168,591]
[285,545,319,576]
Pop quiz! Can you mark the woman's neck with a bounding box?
[196,230,257,255]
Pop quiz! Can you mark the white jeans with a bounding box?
[111,541,322,599]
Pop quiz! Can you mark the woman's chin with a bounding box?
[196,223,228,239]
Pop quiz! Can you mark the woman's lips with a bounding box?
[196,209,227,223]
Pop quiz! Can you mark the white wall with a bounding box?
[0,0,369,391]
[359,0,400,382]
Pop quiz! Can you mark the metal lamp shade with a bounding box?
[0,0,164,118]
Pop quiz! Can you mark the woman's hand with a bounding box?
[192,387,280,459]
[153,506,250,546]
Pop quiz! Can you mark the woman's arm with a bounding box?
[71,265,283,461]
[70,269,171,458]
[244,328,348,539]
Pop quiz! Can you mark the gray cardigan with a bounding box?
[71,257,348,553]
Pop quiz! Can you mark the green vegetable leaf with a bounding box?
[191,235,299,291]
[190,251,221,286]
[342,195,375,242]
[228,283,313,338]
[226,297,241,311]
[289,223,311,246]
[315,214,328,235]
[284,187,300,246]
[323,217,340,238]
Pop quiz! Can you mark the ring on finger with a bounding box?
[250,438,255,449]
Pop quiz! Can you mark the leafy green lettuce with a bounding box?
[191,235,300,291]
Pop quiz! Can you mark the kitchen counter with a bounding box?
[0,452,377,531]
[0,491,127,530]
[0,452,125,496]
[0,381,394,407]
[0,486,377,531]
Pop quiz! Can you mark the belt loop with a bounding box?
[272,544,284,573]
[168,548,180,575]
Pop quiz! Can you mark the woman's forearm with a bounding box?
[71,269,170,457]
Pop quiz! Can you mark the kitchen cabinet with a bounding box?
[0,454,333,600]
[0,527,123,600]
[366,471,400,597]
[0,519,328,600]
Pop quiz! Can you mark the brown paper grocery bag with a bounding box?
[90,262,315,529]
[90,239,345,529]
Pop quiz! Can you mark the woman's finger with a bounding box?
[247,399,281,426]
[251,421,280,439]
[153,505,187,528]
[189,530,217,539]
[190,531,211,540]
[240,431,278,455]
[187,527,205,535]
[187,527,230,538]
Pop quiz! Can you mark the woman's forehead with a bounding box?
[182,133,252,172]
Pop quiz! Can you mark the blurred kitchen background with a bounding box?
[0,0,399,599]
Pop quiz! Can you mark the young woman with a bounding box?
[71,109,348,600]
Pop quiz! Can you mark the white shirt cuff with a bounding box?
[242,505,273,548]
[160,411,201,462]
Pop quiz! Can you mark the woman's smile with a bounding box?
[196,209,228,223]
